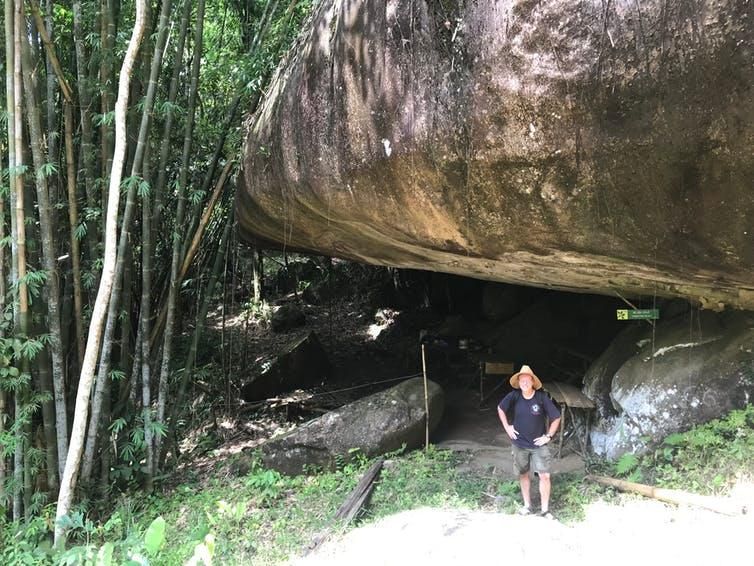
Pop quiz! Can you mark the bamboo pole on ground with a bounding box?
[586,475,746,516]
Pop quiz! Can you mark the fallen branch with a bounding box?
[304,458,384,555]
[586,474,746,516]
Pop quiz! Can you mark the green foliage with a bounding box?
[649,405,754,493]
[5,408,752,564]
[245,299,273,324]
[0,513,53,565]
[368,446,487,517]
[121,175,151,198]
[13,269,49,301]
[143,517,167,556]
[92,111,115,127]
[106,412,161,490]
[609,405,754,494]
[7,164,29,178]
[55,512,169,565]
[244,466,284,505]
[550,474,611,522]
[614,453,640,477]
[36,162,59,179]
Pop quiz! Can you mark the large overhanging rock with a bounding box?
[237,0,754,310]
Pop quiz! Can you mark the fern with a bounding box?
[614,452,639,476]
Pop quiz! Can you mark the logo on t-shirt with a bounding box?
[531,403,541,415]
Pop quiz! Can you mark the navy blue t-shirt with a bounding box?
[498,390,561,449]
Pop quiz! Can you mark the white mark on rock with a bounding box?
[382,138,392,157]
[652,336,722,358]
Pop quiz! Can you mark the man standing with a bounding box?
[498,364,561,518]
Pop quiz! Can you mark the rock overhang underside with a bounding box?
[236,0,754,311]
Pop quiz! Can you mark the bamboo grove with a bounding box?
[0,0,308,544]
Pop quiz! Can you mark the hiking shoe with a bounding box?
[539,511,555,520]
[517,506,532,516]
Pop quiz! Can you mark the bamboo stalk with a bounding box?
[55,0,147,546]
[177,160,234,283]
[586,475,746,516]
[1,0,15,513]
[28,0,74,102]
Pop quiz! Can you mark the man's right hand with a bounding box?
[505,426,519,440]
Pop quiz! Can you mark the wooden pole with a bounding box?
[558,405,567,458]
[421,344,429,450]
[479,363,483,403]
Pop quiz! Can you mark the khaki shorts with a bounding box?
[511,444,553,475]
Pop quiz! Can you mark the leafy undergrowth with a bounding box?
[610,404,754,494]
[3,405,753,564]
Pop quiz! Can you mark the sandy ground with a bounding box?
[292,387,754,566]
[292,495,754,566]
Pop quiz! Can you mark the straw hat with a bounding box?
[509,364,542,390]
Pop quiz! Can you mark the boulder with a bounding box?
[259,377,444,475]
[588,311,754,459]
[271,303,306,332]
[582,324,647,419]
[241,331,330,401]
[237,0,754,311]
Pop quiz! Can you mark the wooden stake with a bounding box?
[421,343,429,450]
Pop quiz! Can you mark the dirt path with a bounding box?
[293,497,754,565]
[434,387,585,478]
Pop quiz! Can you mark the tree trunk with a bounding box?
[72,0,99,263]
[99,0,116,219]
[35,348,60,496]
[585,475,746,516]
[64,102,86,370]
[12,0,29,521]
[43,0,60,205]
[23,420,32,517]
[20,29,69,482]
[141,176,154,491]
[81,0,173,486]
[0,385,5,509]
[156,0,206,464]
[1,0,15,513]
[55,0,147,546]
[152,0,191,228]
[173,218,233,424]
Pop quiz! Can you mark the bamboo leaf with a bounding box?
[37,162,59,179]
[8,164,29,178]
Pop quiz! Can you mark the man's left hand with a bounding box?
[534,435,551,447]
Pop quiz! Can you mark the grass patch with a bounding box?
[4,405,753,564]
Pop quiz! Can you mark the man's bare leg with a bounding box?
[519,472,532,510]
[539,472,551,513]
